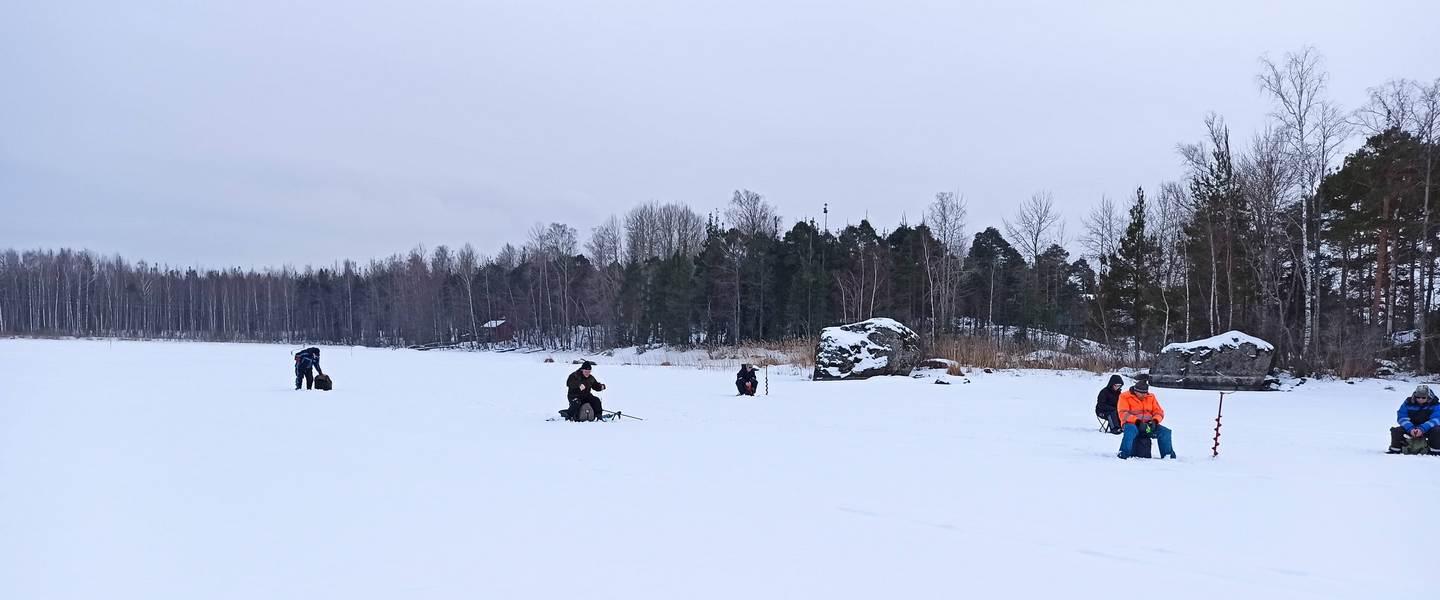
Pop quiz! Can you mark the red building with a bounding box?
[479,319,514,343]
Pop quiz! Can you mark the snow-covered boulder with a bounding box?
[813,318,922,381]
[1151,330,1276,390]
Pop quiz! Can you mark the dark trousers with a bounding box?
[1097,410,1121,434]
[1390,426,1440,452]
[737,380,756,395]
[568,394,602,420]
[296,367,314,390]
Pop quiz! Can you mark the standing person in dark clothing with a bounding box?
[294,347,323,390]
[564,361,606,421]
[736,363,759,396]
[1388,384,1440,455]
[1095,374,1124,434]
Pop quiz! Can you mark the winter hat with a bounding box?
[581,361,595,370]
[1413,384,1431,399]
[1133,374,1151,392]
[1108,374,1124,387]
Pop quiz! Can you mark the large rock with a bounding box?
[813,318,922,381]
[1150,330,1276,390]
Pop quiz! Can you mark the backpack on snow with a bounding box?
[1129,432,1153,458]
[559,403,611,422]
[314,373,333,391]
[1403,436,1431,455]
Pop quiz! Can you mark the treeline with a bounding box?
[1,48,1436,374]
[0,193,1057,351]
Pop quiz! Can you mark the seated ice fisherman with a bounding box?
[563,361,606,421]
[1116,375,1176,460]
[1095,374,1124,434]
[1388,384,1440,455]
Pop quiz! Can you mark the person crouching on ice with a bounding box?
[736,363,758,396]
[564,361,606,421]
[1117,375,1175,459]
[1388,384,1440,455]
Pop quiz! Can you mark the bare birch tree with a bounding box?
[456,243,480,344]
[1004,191,1064,265]
[925,192,968,336]
[1258,47,1348,360]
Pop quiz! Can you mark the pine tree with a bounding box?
[963,227,1027,327]
[1183,123,1252,337]
[774,221,835,336]
[1102,187,1161,361]
[1320,128,1426,353]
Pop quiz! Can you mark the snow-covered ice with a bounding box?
[0,339,1429,600]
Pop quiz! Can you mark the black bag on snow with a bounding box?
[1130,433,1153,458]
[314,373,333,391]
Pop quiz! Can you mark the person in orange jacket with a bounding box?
[1116,375,1175,459]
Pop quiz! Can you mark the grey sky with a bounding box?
[3,0,1436,269]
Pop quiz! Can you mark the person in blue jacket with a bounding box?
[1389,384,1440,455]
[294,347,323,390]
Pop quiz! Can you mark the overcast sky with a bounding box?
[3,0,1437,269]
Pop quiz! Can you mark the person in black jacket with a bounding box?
[1095,374,1124,434]
[736,363,759,396]
[294,347,323,390]
[563,361,606,421]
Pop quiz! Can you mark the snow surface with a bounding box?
[1162,330,1276,354]
[0,339,1429,600]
